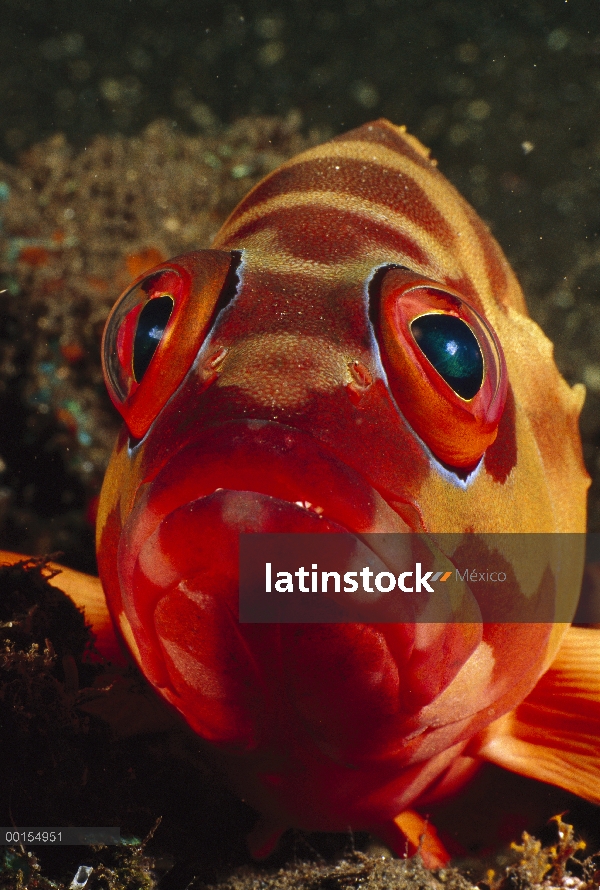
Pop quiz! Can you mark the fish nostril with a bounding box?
[197,344,229,386]
[207,345,228,369]
[346,359,373,404]
[350,360,373,389]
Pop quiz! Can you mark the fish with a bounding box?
[3,119,600,866]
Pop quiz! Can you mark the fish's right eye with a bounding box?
[102,250,236,440]
[132,294,175,383]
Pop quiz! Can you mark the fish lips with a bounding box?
[114,421,421,669]
[119,418,417,586]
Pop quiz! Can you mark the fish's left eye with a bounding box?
[102,249,236,439]
[374,267,507,468]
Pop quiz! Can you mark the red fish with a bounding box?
[4,120,600,865]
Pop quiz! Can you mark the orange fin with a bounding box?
[473,625,600,802]
[0,550,126,665]
[375,809,451,868]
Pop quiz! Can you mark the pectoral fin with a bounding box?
[0,550,126,665]
[375,809,451,868]
[472,625,600,802]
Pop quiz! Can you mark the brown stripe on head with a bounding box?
[226,203,431,268]
[213,120,530,323]
[483,384,517,483]
[225,157,456,252]
[468,205,526,314]
[205,264,375,349]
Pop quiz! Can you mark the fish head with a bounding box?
[96,120,589,832]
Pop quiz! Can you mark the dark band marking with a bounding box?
[484,383,517,483]
[463,203,510,311]
[228,204,430,267]
[226,158,456,251]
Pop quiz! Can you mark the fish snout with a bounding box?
[208,332,364,413]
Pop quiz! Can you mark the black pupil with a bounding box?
[133,295,174,383]
[410,313,483,400]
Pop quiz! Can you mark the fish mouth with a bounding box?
[117,420,415,604]
[114,419,422,693]
[126,418,416,546]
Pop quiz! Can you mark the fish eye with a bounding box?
[133,294,175,383]
[373,266,507,468]
[410,313,483,401]
[102,249,237,439]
